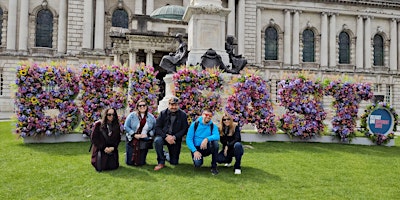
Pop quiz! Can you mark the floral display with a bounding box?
[226,71,276,134]
[360,102,398,145]
[277,77,326,138]
[128,64,159,115]
[80,64,129,135]
[173,66,223,123]
[15,62,80,137]
[324,81,373,141]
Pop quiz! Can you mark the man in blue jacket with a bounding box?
[186,109,220,175]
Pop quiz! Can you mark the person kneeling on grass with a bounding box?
[216,114,244,175]
[186,109,220,175]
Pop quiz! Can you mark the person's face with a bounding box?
[168,103,179,113]
[106,109,115,121]
[222,116,232,126]
[138,102,147,113]
[202,111,213,124]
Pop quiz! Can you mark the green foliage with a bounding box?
[1,121,400,199]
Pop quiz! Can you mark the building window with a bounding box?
[0,8,3,46]
[373,34,384,66]
[0,72,3,96]
[275,80,279,103]
[36,9,53,48]
[112,9,129,29]
[339,32,350,64]
[265,27,278,60]
[302,29,315,62]
[386,85,392,104]
[374,84,380,92]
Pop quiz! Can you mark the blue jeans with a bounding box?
[217,142,244,169]
[154,136,182,165]
[125,138,148,166]
[191,140,219,169]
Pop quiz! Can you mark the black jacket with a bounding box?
[155,108,189,141]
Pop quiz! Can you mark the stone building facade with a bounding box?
[0,0,399,117]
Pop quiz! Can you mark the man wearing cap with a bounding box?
[153,97,189,171]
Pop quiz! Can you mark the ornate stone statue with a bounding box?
[200,48,226,70]
[159,33,189,73]
[225,35,247,74]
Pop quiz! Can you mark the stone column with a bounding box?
[146,0,154,15]
[135,0,143,15]
[6,0,17,51]
[320,12,328,68]
[82,0,94,49]
[364,16,371,69]
[256,8,261,64]
[227,0,236,36]
[129,48,138,67]
[329,13,336,67]
[18,0,29,52]
[292,10,300,66]
[237,0,245,55]
[390,18,397,71]
[94,0,105,51]
[356,15,364,69]
[283,10,291,66]
[145,49,155,66]
[58,0,68,54]
[398,20,400,71]
[113,49,121,65]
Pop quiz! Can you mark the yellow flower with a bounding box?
[31,97,39,105]
[86,113,92,118]
[82,68,89,75]
[19,69,28,76]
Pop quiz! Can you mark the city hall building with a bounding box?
[0,0,400,117]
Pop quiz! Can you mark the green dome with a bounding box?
[150,5,185,20]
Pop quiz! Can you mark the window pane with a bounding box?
[339,32,350,64]
[373,35,384,66]
[265,27,278,60]
[302,29,314,62]
[36,9,53,48]
[112,9,129,29]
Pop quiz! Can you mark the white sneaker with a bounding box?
[234,169,241,175]
[224,163,232,167]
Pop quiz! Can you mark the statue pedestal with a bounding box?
[183,2,231,66]
[158,74,175,112]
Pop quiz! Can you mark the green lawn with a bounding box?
[1,121,399,200]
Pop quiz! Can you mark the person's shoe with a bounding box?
[154,164,165,171]
[224,163,232,167]
[211,168,219,175]
[234,169,241,175]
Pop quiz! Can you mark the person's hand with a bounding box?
[134,134,141,139]
[200,138,208,150]
[193,151,202,160]
[165,134,176,145]
[104,147,114,154]
[224,146,228,157]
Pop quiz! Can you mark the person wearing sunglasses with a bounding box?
[153,97,189,171]
[90,108,122,172]
[124,99,156,166]
[216,114,244,175]
[186,109,220,175]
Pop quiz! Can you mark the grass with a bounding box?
[1,120,399,200]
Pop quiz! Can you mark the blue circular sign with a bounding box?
[367,107,394,135]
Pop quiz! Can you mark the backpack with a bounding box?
[193,120,214,134]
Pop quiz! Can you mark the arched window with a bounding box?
[265,27,278,60]
[0,8,3,46]
[302,29,315,62]
[373,34,384,66]
[339,32,350,64]
[36,9,53,48]
[112,9,129,28]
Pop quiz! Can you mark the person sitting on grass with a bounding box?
[186,109,220,175]
[216,114,244,175]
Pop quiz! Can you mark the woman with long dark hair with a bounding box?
[217,114,244,174]
[124,99,156,166]
[90,108,121,172]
